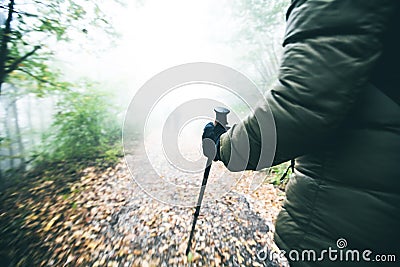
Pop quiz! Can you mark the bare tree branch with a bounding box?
[5,45,41,74]
[18,68,60,88]
[0,5,39,17]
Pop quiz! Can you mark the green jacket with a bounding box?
[220,0,400,266]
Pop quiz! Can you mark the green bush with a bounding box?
[34,88,122,167]
[265,161,291,186]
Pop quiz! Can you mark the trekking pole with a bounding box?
[186,107,230,262]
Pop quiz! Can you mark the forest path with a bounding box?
[0,159,286,267]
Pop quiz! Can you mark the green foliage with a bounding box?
[7,54,72,97]
[0,0,122,95]
[233,0,288,38]
[34,85,122,166]
[231,0,290,87]
[0,1,127,178]
[265,161,291,186]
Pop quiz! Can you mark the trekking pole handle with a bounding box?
[214,107,230,128]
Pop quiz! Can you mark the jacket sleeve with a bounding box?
[220,0,398,171]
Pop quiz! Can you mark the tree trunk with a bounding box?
[0,0,15,95]
[5,104,14,169]
[11,86,25,169]
[11,94,25,170]
[26,94,35,147]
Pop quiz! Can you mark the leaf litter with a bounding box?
[0,160,288,266]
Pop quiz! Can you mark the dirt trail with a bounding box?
[0,160,286,266]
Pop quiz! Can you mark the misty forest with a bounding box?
[0,0,291,266]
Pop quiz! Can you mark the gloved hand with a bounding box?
[202,122,227,161]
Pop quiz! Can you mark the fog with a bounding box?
[0,0,287,175]
[57,0,242,108]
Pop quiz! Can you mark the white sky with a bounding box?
[58,0,241,105]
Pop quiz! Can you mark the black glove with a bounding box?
[202,122,227,161]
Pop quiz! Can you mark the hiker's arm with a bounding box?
[220,0,396,171]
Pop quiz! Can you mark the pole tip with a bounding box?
[187,251,194,262]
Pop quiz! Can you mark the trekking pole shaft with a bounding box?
[186,107,230,257]
[186,158,212,256]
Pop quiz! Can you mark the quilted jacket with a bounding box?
[219,0,400,266]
